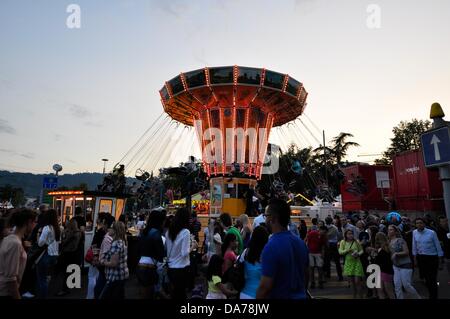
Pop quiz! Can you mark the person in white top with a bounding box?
[252,209,266,230]
[36,209,60,299]
[165,208,197,299]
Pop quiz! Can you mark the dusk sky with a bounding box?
[1,0,450,175]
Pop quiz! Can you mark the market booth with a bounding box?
[48,190,130,257]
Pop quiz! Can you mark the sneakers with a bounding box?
[22,292,35,299]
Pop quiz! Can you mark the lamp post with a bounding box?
[102,159,109,175]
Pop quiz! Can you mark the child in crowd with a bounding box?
[206,255,238,299]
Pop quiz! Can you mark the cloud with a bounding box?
[69,104,92,119]
[0,149,14,154]
[84,121,103,127]
[20,152,35,159]
[0,119,16,134]
[154,0,192,18]
[0,149,35,159]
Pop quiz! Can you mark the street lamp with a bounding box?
[102,159,109,175]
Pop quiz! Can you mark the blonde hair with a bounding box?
[239,214,252,231]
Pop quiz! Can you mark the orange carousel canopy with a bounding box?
[159,66,308,179]
[159,66,308,127]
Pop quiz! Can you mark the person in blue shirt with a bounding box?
[240,226,269,299]
[256,199,309,299]
[412,217,444,299]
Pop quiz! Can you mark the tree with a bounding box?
[377,119,431,164]
[330,132,360,165]
[0,185,26,208]
[11,187,26,208]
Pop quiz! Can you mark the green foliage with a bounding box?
[0,184,26,207]
[377,119,431,164]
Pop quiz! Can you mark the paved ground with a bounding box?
[43,262,450,300]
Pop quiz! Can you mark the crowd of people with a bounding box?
[0,201,449,300]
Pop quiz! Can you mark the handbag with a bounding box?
[85,247,94,264]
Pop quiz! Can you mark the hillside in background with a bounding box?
[0,170,106,197]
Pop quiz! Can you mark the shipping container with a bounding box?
[392,149,444,211]
[340,164,393,212]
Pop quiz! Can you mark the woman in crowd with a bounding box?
[208,223,223,260]
[387,225,421,299]
[137,209,166,299]
[206,255,238,299]
[100,221,129,299]
[94,220,114,299]
[0,209,37,299]
[56,219,81,296]
[371,232,395,299]
[239,214,252,249]
[339,229,365,298]
[240,226,269,299]
[221,233,238,275]
[0,216,12,240]
[165,208,197,299]
[299,220,308,240]
[36,209,60,299]
[85,216,108,299]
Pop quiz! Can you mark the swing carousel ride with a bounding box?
[112,66,332,216]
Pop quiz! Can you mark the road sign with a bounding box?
[421,126,450,167]
[43,177,58,189]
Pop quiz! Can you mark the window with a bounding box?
[168,75,184,95]
[99,199,113,214]
[376,171,390,188]
[115,199,125,220]
[237,67,261,85]
[209,67,233,84]
[184,69,206,88]
[264,70,284,90]
[286,77,301,96]
[160,86,170,100]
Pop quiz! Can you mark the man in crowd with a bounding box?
[256,199,309,299]
[219,213,243,254]
[252,207,265,229]
[342,216,357,237]
[323,216,343,281]
[71,206,86,266]
[412,217,444,299]
[305,224,327,289]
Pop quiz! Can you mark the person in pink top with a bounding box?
[221,233,238,275]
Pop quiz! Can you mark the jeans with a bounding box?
[36,253,58,299]
[393,266,421,299]
[99,280,126,299]
[417,255,439,299]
